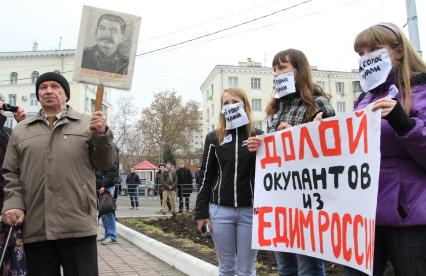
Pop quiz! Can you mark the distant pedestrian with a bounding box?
[126,167,140,210]
[160,161,177,214]
[176,161,193,213]
[97,145,120,245]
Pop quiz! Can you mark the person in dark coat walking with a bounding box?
[96,145,120,244]
[155,164,171,211]
[176,161,193,213]
[126,168,140,209]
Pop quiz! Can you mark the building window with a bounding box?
[352,81,362,92]
[31,71,39,84]
[10,72,18,85]
[251,78,261,90]
[228,76,238,88]
[252,99,262,111]
[316,81,325,89]
[211,104,214,116]
[254,120,263,130]
[30,93,37,106]
[211,84,214,95]
[8,94,16,106]
[206,89,213,100]
[336,82,345,95]
[337,101,346,113]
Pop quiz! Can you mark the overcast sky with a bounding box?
[1,0,425,112]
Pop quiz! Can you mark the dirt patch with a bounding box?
[119,213,393,276]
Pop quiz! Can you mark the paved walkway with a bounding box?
[96,194,196,275]
[97,230,186,276]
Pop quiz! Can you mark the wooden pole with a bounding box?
[95,84,104,112]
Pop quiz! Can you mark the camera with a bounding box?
[1,104,18,113]
[201,223,211,237]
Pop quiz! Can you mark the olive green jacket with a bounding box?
[2,106,115,243]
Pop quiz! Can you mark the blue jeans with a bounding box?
[345,225,426,276]
[209,204,257,276]
[275,252,325,276]
[101,187,117,241]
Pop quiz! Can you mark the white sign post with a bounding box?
[252,108,381,275]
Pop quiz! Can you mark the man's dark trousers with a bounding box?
[24,236,98,276]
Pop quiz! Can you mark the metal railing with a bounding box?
[114,183,196,201]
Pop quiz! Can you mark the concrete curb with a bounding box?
[116,222,219,276]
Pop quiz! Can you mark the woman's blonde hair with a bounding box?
[354,23,426,114]
[216,88,255,143]
[266,49,326,120]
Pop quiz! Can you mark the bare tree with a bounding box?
[109,95,138,152]
[138,90,200,163]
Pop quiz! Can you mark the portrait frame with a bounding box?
[73,6,141,90]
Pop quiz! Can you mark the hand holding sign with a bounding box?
[372,98,397,118]
[277,122,293,131]
[247,136,262,152]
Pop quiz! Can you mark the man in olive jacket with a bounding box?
[1,72,115,275]
[160,161,178,214]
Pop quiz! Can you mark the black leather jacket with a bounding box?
[195,127,263,219]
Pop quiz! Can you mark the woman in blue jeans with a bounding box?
[346,23,426,276]
[248,49,335,276]
[195,88,262,276]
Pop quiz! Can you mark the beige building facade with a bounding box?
[200,59,361,138]
[0,44,111,128]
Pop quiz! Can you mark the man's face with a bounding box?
[160,165,165,171]
[95,19,124,56]
[179,162,185,168]
[166,163,172,170]
[38,81,67,111]
[130,168,135,173]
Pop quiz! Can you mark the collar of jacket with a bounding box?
[23,105,83,125]
[226,126,249,136]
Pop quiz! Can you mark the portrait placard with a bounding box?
[73,6,141,90]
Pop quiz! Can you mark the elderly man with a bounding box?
[1,72,115,275]
[81,13,129,74]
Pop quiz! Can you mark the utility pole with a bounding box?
[405,0,422,56]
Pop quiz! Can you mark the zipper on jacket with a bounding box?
[214,151,223,205]
[234,130,238,207]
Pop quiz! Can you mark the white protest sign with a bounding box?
[359,48,392,92]
[252,108,381,275]
[274,71,296,98]
[222,102,249,130]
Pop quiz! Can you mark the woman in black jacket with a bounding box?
[195,88,262,276]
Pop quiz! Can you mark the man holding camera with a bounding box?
[0,93,25,210]
[1,72,115,275]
